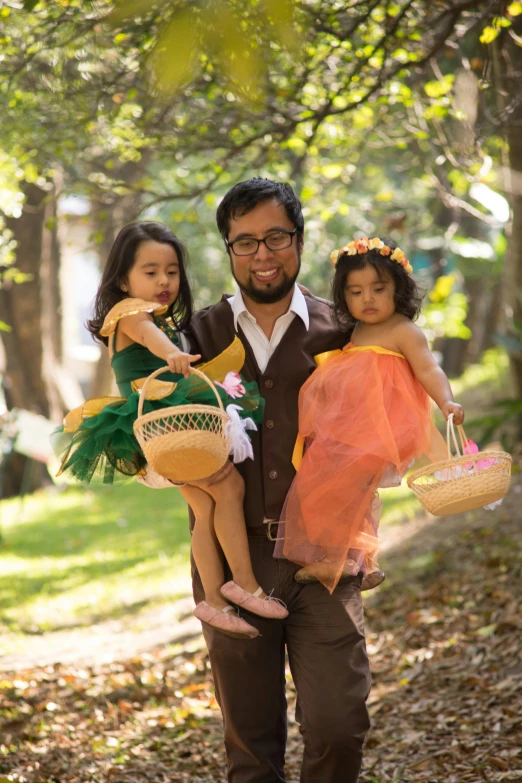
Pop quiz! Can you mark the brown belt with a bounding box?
[246,520,282,541]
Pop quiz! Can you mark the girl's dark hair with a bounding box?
[331,237,423,331]
[87,221,193,345]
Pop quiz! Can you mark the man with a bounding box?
[188,178,371,783]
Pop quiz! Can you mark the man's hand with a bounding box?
[188,460,234,487]
[166,349,201,377]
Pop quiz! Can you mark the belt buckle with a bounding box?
[264,519,283,541]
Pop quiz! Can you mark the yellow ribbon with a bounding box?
[196,335,246,380]
[343,344,405,359]
[292,434,306,471]
[313,349,342,366]
[292,350,342,470]
[63,396,126,433]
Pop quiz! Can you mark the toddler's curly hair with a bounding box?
[331,236,424,331]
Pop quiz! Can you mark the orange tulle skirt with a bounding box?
[275,344,447,592]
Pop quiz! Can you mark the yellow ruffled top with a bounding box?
[100,298,169,337]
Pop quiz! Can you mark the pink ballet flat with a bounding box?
[220,581,289,619]
[360,569,385,591]
[193,601,259,639]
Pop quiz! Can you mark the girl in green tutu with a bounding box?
[58,222,287,638]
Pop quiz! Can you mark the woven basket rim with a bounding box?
[134,403,230,429]
[407,449,512,484]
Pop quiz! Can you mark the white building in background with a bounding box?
[59,195,101,396]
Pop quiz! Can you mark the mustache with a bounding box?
[230,256,301,305]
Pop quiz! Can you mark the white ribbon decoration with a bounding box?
[136,466,177,489]
[224,404,257,463]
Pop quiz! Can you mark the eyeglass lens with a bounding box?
[231,231,294,255]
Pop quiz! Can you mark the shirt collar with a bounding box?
[227,285,310,332]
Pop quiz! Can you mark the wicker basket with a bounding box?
[407,415,512,516]
[133,366,231,483]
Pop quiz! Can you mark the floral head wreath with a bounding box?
[330,237,413,275]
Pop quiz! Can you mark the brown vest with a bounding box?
[188,293,348,528]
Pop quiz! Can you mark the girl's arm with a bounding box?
[397,322,464,424]
[119,312,201,377]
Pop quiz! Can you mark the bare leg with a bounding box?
[204,468,262,596]
[178,485,228,610]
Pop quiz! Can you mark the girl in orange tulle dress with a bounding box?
[275,236,465,593]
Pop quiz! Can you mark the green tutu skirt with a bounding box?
[56,374,264,485]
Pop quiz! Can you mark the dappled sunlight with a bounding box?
[0,483,192,638]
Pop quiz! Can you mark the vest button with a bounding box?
[266,419,275,429]
[269,470,278,480]
[264,379,274,389]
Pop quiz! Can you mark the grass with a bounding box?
[0,482,191,639]
[0,348,511,650]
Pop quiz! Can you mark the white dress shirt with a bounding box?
[227,286,310,372]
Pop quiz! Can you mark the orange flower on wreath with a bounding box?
[353,239,369,254]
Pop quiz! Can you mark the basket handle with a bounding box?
[136,366,226,417]
[446,413,469,459]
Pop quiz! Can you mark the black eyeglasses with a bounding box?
[226,229,297,256]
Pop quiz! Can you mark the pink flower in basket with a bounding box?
[463,439,496,470]
[215,371,246,399]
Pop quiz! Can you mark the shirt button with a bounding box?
[269,470,278,480]
[264,379,274,389]
[266,419,275,429]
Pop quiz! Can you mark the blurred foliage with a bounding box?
[467,396,522,450]
[0,0,519,335]
[419,274,471,341]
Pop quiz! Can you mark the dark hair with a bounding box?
[331,237,423,330]
[216,177,304,241]
[87,221,193,345]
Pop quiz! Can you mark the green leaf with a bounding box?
[424,75,454,98]
[480,26,501,44]
[0,321,12,332]
[150,9,199,95]
[261,0,297,49]
[106,0,170,24]
[492,16,512,28]
[476,624,497,638]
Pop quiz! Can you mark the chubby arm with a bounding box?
[397,322,464,424]
[119,311,201,376]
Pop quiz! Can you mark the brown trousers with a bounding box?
[192,536,371,783]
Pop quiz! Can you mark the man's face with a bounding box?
[227,199,302,304]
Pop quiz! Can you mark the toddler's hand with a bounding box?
[166,350,201,377]
[442,401,464,425]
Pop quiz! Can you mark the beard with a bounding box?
[231,256,301,305]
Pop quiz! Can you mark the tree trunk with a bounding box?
[0,182,50,497]
[493,23,522,427]
[88,159,150,397]
[479,280,503,354]
[505,119,522,400]
[40,178,72,422]
[1,182,49,415]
